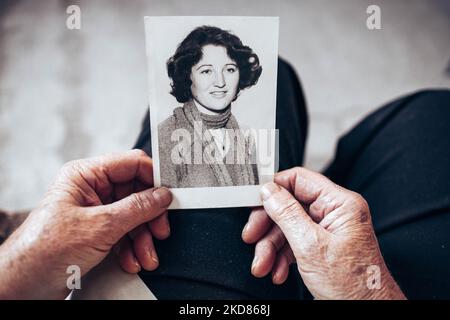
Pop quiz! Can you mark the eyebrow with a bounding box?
[195,64,212,70]
[195,63,238,70]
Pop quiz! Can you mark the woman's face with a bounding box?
[190,45,240,112]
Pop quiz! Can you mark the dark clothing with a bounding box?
[134,58,450,299]
[324,89,450,299]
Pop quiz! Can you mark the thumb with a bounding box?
[260,182,320,255]
[103,187,172,233]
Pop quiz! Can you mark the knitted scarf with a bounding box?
[173,100,256,186]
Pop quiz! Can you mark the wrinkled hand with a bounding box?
[242,167,405,300]
[0,150,172,299]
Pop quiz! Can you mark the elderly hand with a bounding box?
[242,167,405,300]
[0,150,172,299]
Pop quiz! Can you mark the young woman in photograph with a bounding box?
[158,26,262,188]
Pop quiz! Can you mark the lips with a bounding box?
[210,90,227,98]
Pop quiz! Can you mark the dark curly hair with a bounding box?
[167,26,263,103]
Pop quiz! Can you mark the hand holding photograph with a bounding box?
[145,16,279,209]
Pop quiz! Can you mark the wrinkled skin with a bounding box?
[0,150,172,299]
[241,167,405,300]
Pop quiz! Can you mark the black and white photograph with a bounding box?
[146,16,279,209]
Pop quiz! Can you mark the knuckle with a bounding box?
[293,166,303,175]
[292,166,307,180]
[61,158,89,176]
[129,192,156,213]
[273,198,301,223]
[265,238,278,252]
[350,192,369,212]
[309,200,322,214]
[345,192,371,224]
[129,193,146,213]
[358,196,369,212]
[267,230,285,251]
[256,239,276,255]
[61,160,78,172]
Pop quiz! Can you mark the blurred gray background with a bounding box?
[0,0,449,210]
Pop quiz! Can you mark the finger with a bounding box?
[118,237,141,273]
[132,225,159,271]
[242,207,273,244]
[251,239,276,278]
[260,182,320,255]
[103,187,172,233]
[148,212,170,240]
[274,167,346,222]
[274,167,336,204]
[93,149,153,185]
[59,150,153,202]
[272,244,296,285]
[251,225,287,278]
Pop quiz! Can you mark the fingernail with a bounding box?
[242,223,250,238]
[133,257,141,272]
[146,247,159,266]
[153,187,172,207]
[260,182,280,201]
[251,255,259,273]
[272,272,280,284]
[150,250,159,264]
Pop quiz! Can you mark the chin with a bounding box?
[211,104,229,111]
[210,100,232,111]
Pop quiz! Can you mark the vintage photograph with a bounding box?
[145,16,279,209]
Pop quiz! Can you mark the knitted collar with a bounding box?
[189,100,232,129]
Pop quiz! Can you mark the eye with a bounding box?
[226,66,237,73]
[200,69,212,75]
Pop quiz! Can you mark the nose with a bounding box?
[214,71,226,88]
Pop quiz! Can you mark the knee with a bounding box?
[404,89,450,112]
[394,89,450,124]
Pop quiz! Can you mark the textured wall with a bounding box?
[0,0,449,210]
